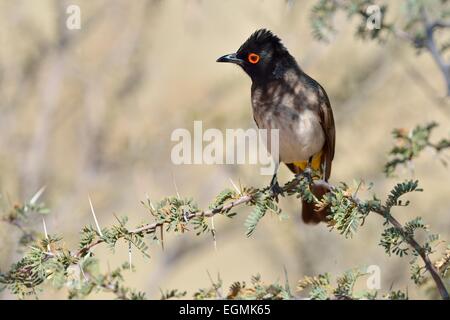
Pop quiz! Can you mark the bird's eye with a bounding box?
[248,53,260,64]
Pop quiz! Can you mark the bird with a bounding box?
[217,29,335,224]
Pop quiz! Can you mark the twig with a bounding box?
[419,7,450,96]
[372,208,449,300]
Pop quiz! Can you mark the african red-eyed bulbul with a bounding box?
[217,29,336,224]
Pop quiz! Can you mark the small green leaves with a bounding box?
[410,260,426,285]
[380,217,430,258]
[79,226,97,250]
[334,270,364,298]
[191,215,210,236]
[126,234,150,258]
[1,197,50,226]
[384,290,408,300]
[67,260,145,300]
[384,123,450,176]
[0,242,66,298]
[244,200,267,237]
[385,180,422,209]
[244,190,282,237]
[435,246,450,277]
[310,0,338,42]
[152,196,199,233]
[193,273,223,300]
[223,274,291,300]
[208,188,236,211]
[289,173,318,203]
[310,0,390,43]
[298,273,332,300]
[160,289,187,300]
[298,269,382,300]
[326,187,368,238]
[380,227,410,257]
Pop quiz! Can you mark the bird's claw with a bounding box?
[182,209,189,223]
[296,167,313,185]
[303,167,312,182]
[269,181,284,201]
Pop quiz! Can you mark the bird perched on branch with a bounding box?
[217,29,335,224]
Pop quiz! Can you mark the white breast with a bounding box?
[256,108,324,163]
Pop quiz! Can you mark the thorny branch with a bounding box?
[68,174,449,299]
[1,172,449,299]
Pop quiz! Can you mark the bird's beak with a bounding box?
[216,53,244,65]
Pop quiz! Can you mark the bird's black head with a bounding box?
[217,29,297,83]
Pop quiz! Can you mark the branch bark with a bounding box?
[377,211,449,300]
[420,8,450,96]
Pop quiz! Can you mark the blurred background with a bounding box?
[0,0,449,299]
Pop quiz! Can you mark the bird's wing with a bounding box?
[317,85,335,181]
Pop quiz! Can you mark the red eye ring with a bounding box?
[248,53,260,64]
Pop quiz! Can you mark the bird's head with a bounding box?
[217,29,296,83]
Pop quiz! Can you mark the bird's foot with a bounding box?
[269,180,284,201]
[304,167,312,181]
[296,167,313,185]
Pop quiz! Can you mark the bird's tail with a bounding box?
[301,180,330,224]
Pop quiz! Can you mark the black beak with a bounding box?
[216,53,244,65]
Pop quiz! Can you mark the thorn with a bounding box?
[211,216,217,252]
[88,195,103,237]
[146,193,155,210]
[128,240,132,271]
[206,270,222,298]
[229,178,241,194]
[171,172,181,200]
[30,186,46,205]
[353,180,363,198]
[160,225,165,251]
[206,270,214,284]
[42,217,49,239]
[283,265,292,297]
[388,281,395,292]
[42,216,51,252]
[79,263,87,281]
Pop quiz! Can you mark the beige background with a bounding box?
[0,0,449,299]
